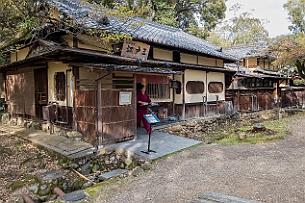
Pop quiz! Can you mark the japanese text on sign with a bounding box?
[121,40,150,60]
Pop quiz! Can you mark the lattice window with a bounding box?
[147,83,170,99]
[55,72,66,101]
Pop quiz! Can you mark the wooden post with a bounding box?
[172,73,176,116]
[72,66,79,131]
[236,90,241,112]
[133,74,137,139]
[182,71,186,120]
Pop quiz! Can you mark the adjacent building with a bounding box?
[224,43,289,112]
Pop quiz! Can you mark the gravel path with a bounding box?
[94,115,305,203]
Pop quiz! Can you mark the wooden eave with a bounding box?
[0,47,236,74]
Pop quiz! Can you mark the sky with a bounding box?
[225,0,291,37]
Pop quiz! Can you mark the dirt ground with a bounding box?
[94,114,305,203]
[0,131,61,202]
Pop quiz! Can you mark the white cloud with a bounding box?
[225,0,291,37]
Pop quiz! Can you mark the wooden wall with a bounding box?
[227,89,275,112]
[281,88,305,108]
[6,69,35,117]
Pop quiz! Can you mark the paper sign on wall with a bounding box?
[119,91,132,105]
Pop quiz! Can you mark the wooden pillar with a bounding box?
[72,66,79,131]
[133,74,137,139]
[172,73,175,116]
[182,71,186,120]
[236,90,240,112]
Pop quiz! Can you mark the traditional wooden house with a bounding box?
[0,0,236,145]
[224,44,288,112]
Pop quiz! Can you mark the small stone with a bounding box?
[29,183,39,194]
[92,164,100,173]
[115,148,125,155]
[99,148,107,156]
[70,163,79,169]
[171,125,181,132]
[129,167,144,177]
[62,182,68,191]
[38,184,51,196]
[58,130,67,137]
[80,161,91,175]
[141,161,152,171]
[73,137,82,142]
[62,190,87,202]
[9,118,17,125]
[124,158,133,167]
[82,181,93,189]
[1,113,10,124]
[238,132,247,140]
[67,131,83,138]
[110,156,116,162]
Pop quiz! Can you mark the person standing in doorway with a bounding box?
[137,78,152,134]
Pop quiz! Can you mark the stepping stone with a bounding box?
[62,190,87,202]
[193,192,263,203]
[38,170,67,182]
[99,169,128,180]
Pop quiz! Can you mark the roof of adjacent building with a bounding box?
[224,43,274,60]
[224,63,288,79]
[46,0,236,62]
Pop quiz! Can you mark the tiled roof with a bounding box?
[46,0,236,61]
[224,63,287,79]
[224,43,274,60]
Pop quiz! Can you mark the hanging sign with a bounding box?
[121,40,150,60]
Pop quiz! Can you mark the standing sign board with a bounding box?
[141,113,160,155]
[121,40,150,60]
[144,113,160,124]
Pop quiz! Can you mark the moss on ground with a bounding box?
[216,118,288,145]
[9,174,40,191]
[84,178,119,197]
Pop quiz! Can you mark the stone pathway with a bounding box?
[0,125,95,159]
[99,169,128,180]
[106,128,201,160]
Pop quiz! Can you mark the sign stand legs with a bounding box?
[141,125,156,155]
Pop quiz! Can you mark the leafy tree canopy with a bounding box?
[270,33,305,78]
[0,0,41,47]
[89,0,227,39]
[284,0,305,34]
[207,11,269,47]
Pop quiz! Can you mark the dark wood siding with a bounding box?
[99,89,136,144]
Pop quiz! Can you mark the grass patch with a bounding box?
[216,118,288,145]
[9,174,40,191]
[84,178,119,197]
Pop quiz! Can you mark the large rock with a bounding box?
[252,123,266,132]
